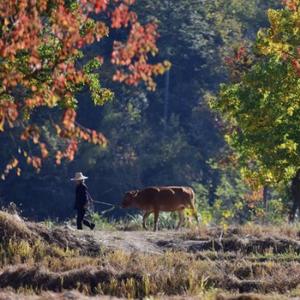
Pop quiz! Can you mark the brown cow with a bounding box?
[121,186,199,231]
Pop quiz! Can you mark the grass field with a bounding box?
[1,211,300,299]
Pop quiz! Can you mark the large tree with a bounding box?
[210,0,300,187]
[0,0,169,178]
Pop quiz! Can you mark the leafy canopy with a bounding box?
[0,0,169,178]
[210,0,300,186]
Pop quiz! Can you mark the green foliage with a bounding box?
[266,199,286,224]
[210,2,300,186]
[90,212,117,230]
[213,172,249,225]
[192,183,212,225]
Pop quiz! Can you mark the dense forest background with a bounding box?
[0,0,282,221]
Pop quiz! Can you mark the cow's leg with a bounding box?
[190,201,199,225]
[153,210,159,231]
[176,210,185,230]
[143,212,151,230]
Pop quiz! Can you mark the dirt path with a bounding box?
[72,228,300,255]
[76,229,185,254]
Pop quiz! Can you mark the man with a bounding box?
[71,172,95,230]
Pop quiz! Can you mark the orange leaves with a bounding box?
[244,187,264,208]
[291,59,300,76]
[55,140,79,164]
[0,101,18,131]
[37,0,48,13]
[39,143,49,159]
[95,22,109,41]
[283,0,299,11]
[62,108,76,130]
[58,122,107,147]
[20,125,40,144]
[111,3,137,29]
[25,156,42,171]
[80,0,109,13]
[5,102,18,127]
[113,60,170,90]
[55,139,78,163]
[51,5,82,57]
[53,108,107,165]
[25,95,44,109]
[0,0,167,177]
[90,129,107,146]
[110,2,170,89]
[111,20,170,90]
[1,158,19,180]
[55,127,107,165]
[0,1,42,59]
[112,22,158,66]
[0,113,4,132]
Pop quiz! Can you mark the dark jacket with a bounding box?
[74,182,92,210]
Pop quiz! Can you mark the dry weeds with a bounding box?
[1,211,300,298]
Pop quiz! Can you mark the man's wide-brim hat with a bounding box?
[70,172,88,181]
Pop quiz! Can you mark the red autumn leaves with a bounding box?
[111,2,170,89]
[0,0,169,178]
[283,0,299,11]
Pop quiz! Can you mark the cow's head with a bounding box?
[121,190,138,208]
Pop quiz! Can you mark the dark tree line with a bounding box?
[0,0,281,220]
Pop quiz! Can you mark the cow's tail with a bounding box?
[190,188,199,224]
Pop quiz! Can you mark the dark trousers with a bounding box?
[76,208,94,229]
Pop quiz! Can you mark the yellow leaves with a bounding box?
[259,40,290,57]
[262,170,275,183]
[222,210,233,219]
[284,166,297,178]
[277,135,298,153]
[224,134,232,144]
[0,113,4,132]
[287,105,295,115]
[267,9,281,32]
[234,201,243,210]
[258,8,299,58]
[46,93,59,107]
[4,18,9,26]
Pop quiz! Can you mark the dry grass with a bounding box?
[215,293,292,300]
[0,211,35,244]
[1,248,300,297]
[0,290,296,300]
[0,290,127,300]
[0,251,216,297]
[181,223,300,240]
[1,211,300,298]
